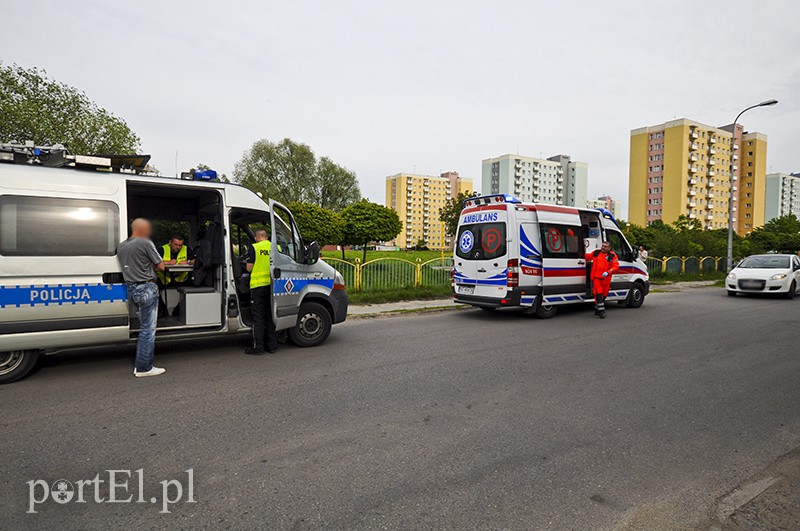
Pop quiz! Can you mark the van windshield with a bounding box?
[456,222,507,261]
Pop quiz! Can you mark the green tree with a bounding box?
[315,157,361,211]
[439,191,478,239]
[287,201,343,246]
[0,63,141,154]
[233,138,360,210]
[762,213,800,235]
[340,200,402,261]
[747,214,800,254]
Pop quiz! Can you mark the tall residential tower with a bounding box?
[481,153,588,206]
[629,118,767,234]
[386,171,473,250]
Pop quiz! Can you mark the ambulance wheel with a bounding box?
[289,302,332,347]
[626,282,646,308]
[535,298,557,319]
[0,350,42,384]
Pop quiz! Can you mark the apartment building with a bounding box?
[481,153,588,206]
[385,171,473,249]
[629,118,767,234]
[765,173,800,222]
[586,195,620,218]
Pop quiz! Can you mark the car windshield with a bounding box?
[738,256,790,269]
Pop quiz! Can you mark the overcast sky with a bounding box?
[4,1,799,217]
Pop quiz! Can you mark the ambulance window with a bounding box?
[606,230,628,257]
[456,222,506,260]
[0,195,119,256]
[539,224,582,259]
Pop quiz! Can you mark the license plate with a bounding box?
[458,284,475,295]
[742,280,762,288]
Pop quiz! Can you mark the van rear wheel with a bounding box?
[535,297,557,319]
[0,350,42,384]
[289,302,332,347]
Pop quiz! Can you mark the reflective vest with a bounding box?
[586,249,619,280]
[250,240,272,289]
[157,244,189,284]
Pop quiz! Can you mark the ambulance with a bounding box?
[453,194,648,318]
[0,143,348,383]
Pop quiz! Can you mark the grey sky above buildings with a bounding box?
[3,1,799,218]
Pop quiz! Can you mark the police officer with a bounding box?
[586,241,619,319]
[157,234,194,285]
[245,229,277,355]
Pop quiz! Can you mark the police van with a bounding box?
[0,143,348,383]
[453,194,648,318]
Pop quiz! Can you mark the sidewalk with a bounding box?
[347,280,721,316]
[348,298,458,316]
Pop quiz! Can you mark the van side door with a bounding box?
[538,219,586,304]
[269,201,307,330]
[0,177,130,351]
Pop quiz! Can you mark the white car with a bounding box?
[726,254,800,298]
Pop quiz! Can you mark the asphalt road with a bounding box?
[2,288,799,530]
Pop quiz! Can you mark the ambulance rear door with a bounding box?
[453,204,510,299]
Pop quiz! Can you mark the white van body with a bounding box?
[453,195,649,317]
[0,153,348,383]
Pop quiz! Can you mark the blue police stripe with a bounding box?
[0,283,128,308]
[273,277,335,296]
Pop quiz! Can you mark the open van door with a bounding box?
[269,200,306,330]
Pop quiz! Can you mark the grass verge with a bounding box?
[348,285,452,305]
[649,272,726,285]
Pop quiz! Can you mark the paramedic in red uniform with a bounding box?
[586,241,619,319]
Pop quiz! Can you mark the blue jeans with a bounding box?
[128,282,159,371]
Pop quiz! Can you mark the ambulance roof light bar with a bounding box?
[463,194,521,208]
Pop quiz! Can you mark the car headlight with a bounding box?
[727,273,736,280]
[769,273,787,281]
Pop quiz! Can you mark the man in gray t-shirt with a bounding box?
[116,218,166,378]
[117,233,164,284]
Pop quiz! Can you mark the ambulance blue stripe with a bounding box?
[519,226,542,258]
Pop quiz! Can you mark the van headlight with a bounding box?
[769,273,787,281]
[726,273,736,280]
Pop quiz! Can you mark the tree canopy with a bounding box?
[0,63,141,154]
[621,214,800,258]
[340,200,402,261]
[233,138,361,210]
[439,191,478,238]
[287,201,343,247]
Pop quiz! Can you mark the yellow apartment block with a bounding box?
[385,172,473,249]
[629,118,767,235]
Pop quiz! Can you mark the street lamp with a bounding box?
[726,99,778,271]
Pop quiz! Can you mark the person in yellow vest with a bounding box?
[245,229,277,355]
[157,234,195,316]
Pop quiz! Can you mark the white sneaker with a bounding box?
[134,366,166,378]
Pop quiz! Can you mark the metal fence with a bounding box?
[323,255,727,292]
[645,256,727,274]
[323,256,454,292]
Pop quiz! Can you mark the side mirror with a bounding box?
[306,241,320,265]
